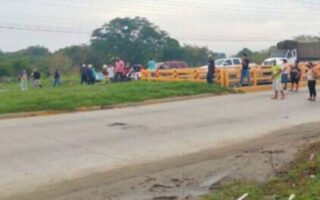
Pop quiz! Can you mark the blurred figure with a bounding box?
[148,57,156,71]
[107,65,115,83]
[271,60,285,100]
[102,64,108,80]
[20,70,28,91]
[240,53,251,86]
[32,69,41,88]
[207,55,215,84]
[87,64,95,85]
[290,60,301,92]
[53,69,61,87]
[307,62,317,101]
[115,58,125,82]
[81,64,88,85]
[281,59,291,90]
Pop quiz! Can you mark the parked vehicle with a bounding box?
[156,61,189,70]
[215,57,242,68]
[95,72,105,82]
[262,40,320,66]
[128,64,144,80]
[198,57,256,70]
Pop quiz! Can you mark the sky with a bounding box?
[0,0,319,55]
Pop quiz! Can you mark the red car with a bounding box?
[156,61,189,70]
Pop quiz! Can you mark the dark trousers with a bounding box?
[81,75,87,84]
[115,72,124,82]
[207,72,214,84]
[308,80,316,97]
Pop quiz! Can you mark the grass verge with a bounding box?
[0,79,232,114]
[204,142,320,200]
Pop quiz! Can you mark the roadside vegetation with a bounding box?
[0,78,231,114]
[204,142,320,200]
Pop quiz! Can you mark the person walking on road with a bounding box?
[290,60,301,92]
[240,53,251,86]
[207,55,215,84]
[271,60,285,100]
[282,59,290,90]
[306,62,317,101]
[20,70,28,91]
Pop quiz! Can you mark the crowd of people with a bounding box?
[81,57,157,85]
[19,68,61,91]
[270,59,318,101]
[18,57,157,91]
[206,54,319,101]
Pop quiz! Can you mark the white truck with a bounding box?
[262,40,320,66]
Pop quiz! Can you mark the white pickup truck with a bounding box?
[199,57,256,70]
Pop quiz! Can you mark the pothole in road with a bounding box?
[108,122,149,131]
[109,122,128,127]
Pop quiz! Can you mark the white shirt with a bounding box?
[107,67,115,78]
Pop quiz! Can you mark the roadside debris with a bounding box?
[237,193,248,200]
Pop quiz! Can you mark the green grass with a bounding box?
[204,143,320,200]
[0,78,231,114]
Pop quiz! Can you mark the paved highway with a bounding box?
[1,90,320,197]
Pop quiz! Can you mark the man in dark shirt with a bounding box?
[240,53,251,86]
[207,55,215,84]
[53,69,61,87]
[32,69,41,88]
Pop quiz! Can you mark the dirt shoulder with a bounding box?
[4,122,320,200]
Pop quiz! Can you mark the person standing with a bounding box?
[53,69,61,87]
[281,59,291,90]
[290,60,301,92]
[240,53,251,86]
[115,58,125,82]
[207,55,215,84]
[307,62,317,101]
[148,58,156,71]
[32,69,41,88]
[81,64,88,85]
[107,65,115,83]
[20,70,28,91]
[271,60,285,100]
[87,64,95,85]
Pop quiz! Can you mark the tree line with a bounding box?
[0,16,317,79]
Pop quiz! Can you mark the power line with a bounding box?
[0,24,90,35]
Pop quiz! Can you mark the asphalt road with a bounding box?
[1,89,320,197]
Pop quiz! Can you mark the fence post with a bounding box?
[224,69,229,87]
[217,69,221,86]
[194,69,199,80]
[173,69,178,80]
[253,68,258,86]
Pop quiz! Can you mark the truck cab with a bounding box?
[263,40,320,66]
[262,48,297,66]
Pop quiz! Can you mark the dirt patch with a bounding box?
[4,122,320,200]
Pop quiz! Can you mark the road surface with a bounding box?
[1,90,320,197]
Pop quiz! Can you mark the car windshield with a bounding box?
[215,59,224,65]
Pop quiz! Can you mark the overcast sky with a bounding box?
[0,0,319,55]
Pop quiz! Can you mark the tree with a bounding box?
[47,52,72,75]
[294,35,320,42]
[180,45,225,67]
[91,17,178,65]
[236,46,276,64]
